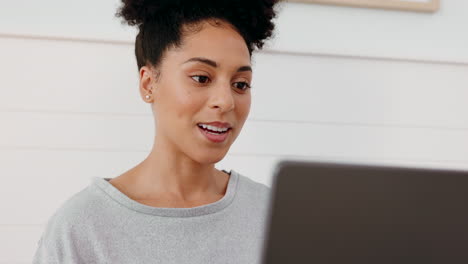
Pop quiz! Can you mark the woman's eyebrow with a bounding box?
[237,66,252,73]
[182,57,252,72]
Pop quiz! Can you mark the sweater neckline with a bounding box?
[92,169,239,217]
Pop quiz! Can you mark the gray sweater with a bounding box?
[32,170,272,264]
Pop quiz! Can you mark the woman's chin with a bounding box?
[192,149,230,165]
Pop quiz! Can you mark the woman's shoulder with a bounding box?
[42,180,104,233]
[232,170,271,202]
[33,181,105,263]
[233,169,270,189]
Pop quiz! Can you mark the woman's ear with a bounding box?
[139,66,157,102]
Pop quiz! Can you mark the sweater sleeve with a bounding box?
[32,234,60,264]
[31,210,82,264]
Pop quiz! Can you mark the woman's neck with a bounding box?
[108,138,229,207]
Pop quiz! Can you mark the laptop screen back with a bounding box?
[261,160,468,264]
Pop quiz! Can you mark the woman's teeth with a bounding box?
[198,124,229,133]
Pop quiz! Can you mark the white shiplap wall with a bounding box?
[1,0,468,262]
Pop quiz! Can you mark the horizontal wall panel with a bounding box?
[0,111,154,151]
[251,52,468,129]
[1,111,467,161]
[1,1,468,64]
[0,38,146,116]
[272,1,468,64]
[0,0,135,42]
[1,149,467,225]
[1,38,467,129]
[237,119,468,161]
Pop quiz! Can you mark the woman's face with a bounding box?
[144,20,252,164]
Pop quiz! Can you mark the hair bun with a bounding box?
[116,0,183,27]
[116,0,279,70]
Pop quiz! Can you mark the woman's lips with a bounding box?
[198,126,231,143]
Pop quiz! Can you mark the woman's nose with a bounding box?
[210,83,235,112]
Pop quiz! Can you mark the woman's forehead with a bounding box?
[167,22,251,68]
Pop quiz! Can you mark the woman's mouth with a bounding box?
[197,124,232,143]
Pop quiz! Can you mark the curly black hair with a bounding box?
[115,0,279,71]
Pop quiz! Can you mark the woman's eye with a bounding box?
[191,75,210,84]
[233,82,251,91]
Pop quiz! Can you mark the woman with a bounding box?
[33,0,279,263]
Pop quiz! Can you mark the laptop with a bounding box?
[260,160,468,264]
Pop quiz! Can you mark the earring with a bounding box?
[145,86,155,100]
